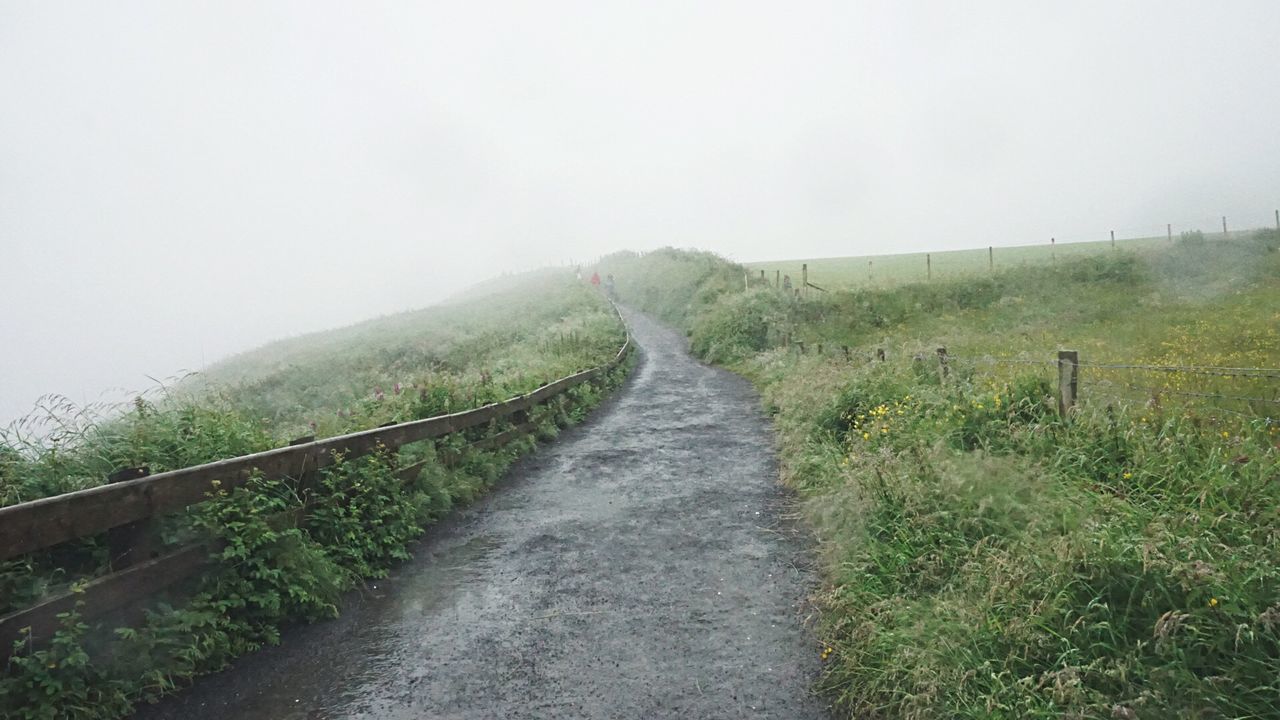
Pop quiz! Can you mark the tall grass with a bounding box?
[605,234,1280,718]
[0,271,631,719]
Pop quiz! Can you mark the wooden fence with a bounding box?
[0,326,633,659]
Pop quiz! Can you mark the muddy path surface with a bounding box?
[135,309,826,719]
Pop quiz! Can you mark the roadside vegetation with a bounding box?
[0,271,630,719]
[601,233,1280,719]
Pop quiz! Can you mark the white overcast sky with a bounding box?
[2,1,1279,424]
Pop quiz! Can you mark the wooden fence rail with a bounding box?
[1,319,632,658]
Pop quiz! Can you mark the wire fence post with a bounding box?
[1111,230,1115,249]
[802,263,808,299]
[1223,216,1228,236]
[1057,350,1079,417]
[1051,237,1056,263]
[988,246,994,271]
[937,347,949,382]
[926,253,932,281]
[1167,223,1172,241]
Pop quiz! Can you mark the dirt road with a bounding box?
[136,309,826,719]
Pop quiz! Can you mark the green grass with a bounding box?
[0,270,631,719]
[604,230,1280,719]
[746,232,1260,291]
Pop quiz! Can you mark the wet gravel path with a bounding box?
[135,308,826,719]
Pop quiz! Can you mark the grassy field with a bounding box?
[746,231,1264,291]
[0,271,629,719]
[601,232,1280,718]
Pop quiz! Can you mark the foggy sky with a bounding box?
[3,1,1279,425]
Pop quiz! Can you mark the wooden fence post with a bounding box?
[936,347,949,381]
[926,253,932,281]
[802,263,808,298]
[988,246,993,271]
[1167,223,1172,241]
[1110,230,1115,249]
[867,260,873,282]
[1223,216,1228,236]
[106,466,153,570]
[1051,237,1056,263]
[1057,350,1079,417]
[775,270,780,288]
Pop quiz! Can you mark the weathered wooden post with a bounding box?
[1057,350,1079,417]
[1051,237,1056,263]
[1223,216,1228,236]
[988,246,993,271]
[936,347,949,381]
[775,270,780,288]
[106,466,153,569]
[1111,230,1115,249]
[1167,223,1172,241]
[926,253,932,281]
[867,260,873,282]
[802,263,808,298]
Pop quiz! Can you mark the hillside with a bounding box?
[193,269,624,438]
[0,269,632,719]
[1,270,623,506]
[600,233,1280,718]
[747,230,1264,291]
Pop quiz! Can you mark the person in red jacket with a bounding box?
[590,271,601,287]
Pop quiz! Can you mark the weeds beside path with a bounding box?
[600,241,1280,719]
[134,308,827,720]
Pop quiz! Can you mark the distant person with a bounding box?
[604,273,616,299]
[590,271,601,287]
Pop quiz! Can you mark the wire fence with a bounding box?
[779,340,1280,422]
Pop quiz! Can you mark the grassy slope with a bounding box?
[601,233,1280,719]
[745,232,1264,291]
[0,271,631,719]
[2,270,623,505]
